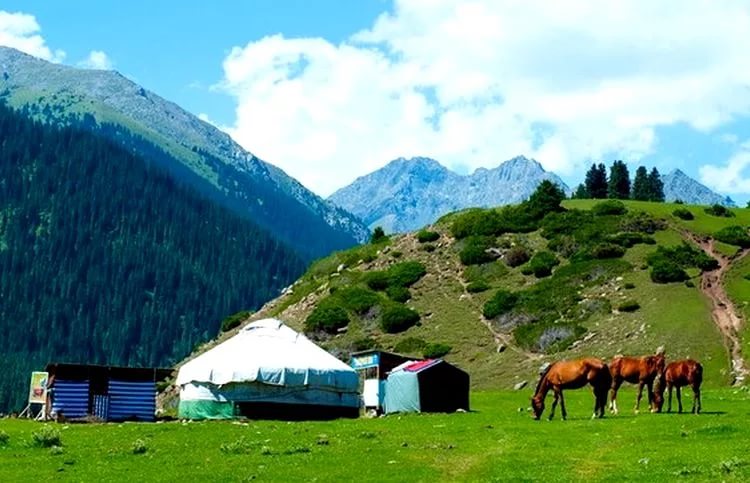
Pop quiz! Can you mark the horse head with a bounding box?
[652,371,666,413]
[531,395,545,420]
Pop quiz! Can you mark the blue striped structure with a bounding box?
[108,380,156,421]
[51,380,90,418]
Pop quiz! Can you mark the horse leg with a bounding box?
[609,379,622,414]
[667,384,673,413]
[676,386,683,413]
[549,389,559,421]
[693,385,701,414]
[646,382,654,412]
[559,390,567,420]
[635,382,645,413]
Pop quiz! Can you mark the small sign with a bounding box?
[351,353,379,369]
[28,371,48,404]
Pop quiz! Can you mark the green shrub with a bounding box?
[417,230,440,243]
[504,246,530,267]
[381,304,420,333]
[370,226,389,243]
[529,251,559,277]
[547,235,579,258]
[540,210,593,239]
[422,343,452,358]
[685,280,696,288]
[32,426,61,448]
[673,208,694,220]
[466,280,490,293]
[592,200,627,216]
[363,271,390,291]
[352,337,380,352]
[132,439,148,455]
[520,265,534,275]
[0,430,9,447]
[497,204,539,233]
[608,232,656,247]
[650,259,689,283]
[305,298,350,333]
[624,282,636,289]
[620,211,667,234]
[386,286,411,303]
[336,287,380,314]
[715,226,750,248]
[483,290,519,319]
[390,250,403,259]
[451,209,504,239]
[589,242,626,259]
[617,300,640,312]
[744,273,750,281]
[420,244,436,252]
[705,204,734,218]
[526,180,566,220]
[459,236,497,266]
[220,310,252,332]
[388,261,427,287]
[393,337,427,354]
[647,243,718,272]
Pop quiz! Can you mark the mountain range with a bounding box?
[0,46,368,260]
[329,156,735,233]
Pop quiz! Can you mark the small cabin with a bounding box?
[45,363,171,422]
[350,350,414,413]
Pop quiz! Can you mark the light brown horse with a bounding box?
[531,358,611,420]
[608,353,666,414]
[653,359,703,414]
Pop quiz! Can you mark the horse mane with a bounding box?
[534,363,553,395]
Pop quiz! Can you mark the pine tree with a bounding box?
[631,166,650,201]
[647,167,665,202]
[573,183,589,199]
[527,180,566,219]
[608,160,631,199]
[585,163,608,199]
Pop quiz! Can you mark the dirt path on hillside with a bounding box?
[685,233,750,384]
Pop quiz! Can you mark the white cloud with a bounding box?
[220,0,750,196]
[700,141,750,194]
[77,50,113,70]
[0,10,64,62]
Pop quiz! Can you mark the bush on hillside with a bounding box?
[620,211,667,234]
[714,226,750,248]
[220,310,252,332]
[388,261,427,287]
[370,226,389,243]
[352,337,380,352]
[504,246,530,267]
[483,290,519,319]
[608,232,656,248]
[624,282,636,289]
[386,286,411,303]
[672,208,694,220]
[592,200,627,216]
[381,304,420,333]
[450,209,505,239]
[466,280,490,293]
[416,229,440,243]
[363,271,390,291]
[540,210,593,239]
[526,180,567,220]
[650,259,689,283]
[647,243,718,272]
[336,287,381,314]
[528,251,559,277]
[420,243,436,252]
[704,204,734,218]
[459,236,498,266]
[617,300,641,312]
[393,337,427,355]
[305,298,350,333]
[422,343,452,358]
[547,235,579,258]
[589,242,626,259]
[498,204,539,233]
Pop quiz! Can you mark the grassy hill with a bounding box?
[198,196,750,392]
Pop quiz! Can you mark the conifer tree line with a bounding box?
[573,161,664,201]
[0,102,306,411]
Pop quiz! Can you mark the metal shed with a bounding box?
[45,363,171,422]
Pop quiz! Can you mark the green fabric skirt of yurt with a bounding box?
[178,400,234,419]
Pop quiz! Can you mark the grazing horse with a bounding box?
[531,358,611,420]
[653,359,703,414]
[608,353,666,414]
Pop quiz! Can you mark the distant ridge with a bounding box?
[328,155,569,233]
[662,169,735,207]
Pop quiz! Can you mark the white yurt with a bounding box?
[176,318,360,419]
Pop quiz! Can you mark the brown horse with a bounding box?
[608,353,666,414]
[531,358,611,420]
[653,359,703,414]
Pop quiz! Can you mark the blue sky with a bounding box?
[1,1,750,203]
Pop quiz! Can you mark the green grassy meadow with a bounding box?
[2,389,750,482]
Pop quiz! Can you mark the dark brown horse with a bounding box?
[531,358,611,420]
[608,353,666,414]
[654,359,703,414]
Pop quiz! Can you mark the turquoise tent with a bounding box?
[384,359,469,414]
